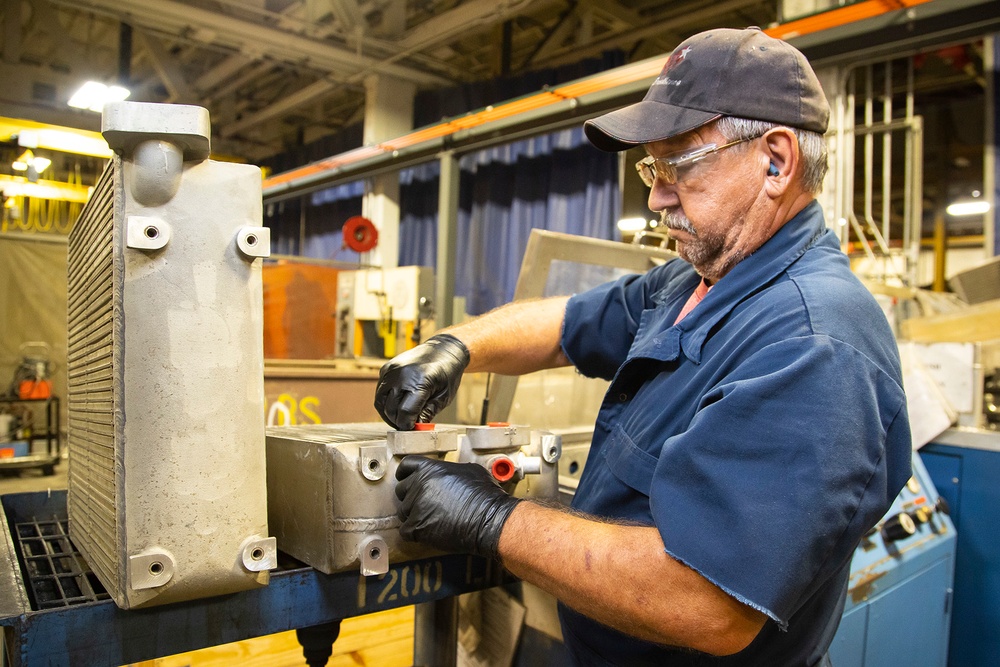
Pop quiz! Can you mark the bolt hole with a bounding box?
[569,461,579,475]
[149,561,164,575]
[144,226,159,239]
[368,459,380,472]
[369,547,381,560]
[246,234,257,246]
[548,447,558,459]
[250,547,265,561]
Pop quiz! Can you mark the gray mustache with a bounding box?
[660,211,696,235]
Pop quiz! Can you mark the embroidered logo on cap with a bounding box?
[652,45,691,88]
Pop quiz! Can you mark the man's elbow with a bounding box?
[691,609,767,656]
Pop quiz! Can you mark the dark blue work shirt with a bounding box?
[558,201,911,666]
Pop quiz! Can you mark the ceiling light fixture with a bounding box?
[67,81,131,112]
[946,199,991,217]
[11,149,51,175]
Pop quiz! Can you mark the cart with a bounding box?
[0,396,61,476]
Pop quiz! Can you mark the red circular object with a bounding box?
[413,423,436,431]
[342,216,378,252]
[490,457,515,483]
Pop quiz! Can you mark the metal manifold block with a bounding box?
[66,101,275,609]
[265,423,561,575]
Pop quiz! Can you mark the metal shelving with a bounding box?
[0,396,61,476]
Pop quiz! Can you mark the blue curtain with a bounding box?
[264,183,366,263]
[398,126,620,315]
[265,126,620,315]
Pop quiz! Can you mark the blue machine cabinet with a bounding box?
[0,490,504,666]
[829,453,956,667]
[921,428,1000,667]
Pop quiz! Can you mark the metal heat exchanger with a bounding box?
[265,423,561,575]
[67,101,276,609]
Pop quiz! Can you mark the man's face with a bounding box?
[644,125,772,282]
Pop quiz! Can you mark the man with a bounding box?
[375,27,911,666]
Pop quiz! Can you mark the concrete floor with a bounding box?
[0,456,68,494]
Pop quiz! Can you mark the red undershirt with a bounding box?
[673,278,711,325]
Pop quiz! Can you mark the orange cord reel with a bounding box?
[342,216,379,253]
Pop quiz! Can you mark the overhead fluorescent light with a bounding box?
[68,81,131,112]
[617,217,651,232]
[12,150,50,174]
[1,119,114,158]
[35,129,112,158]
[946,200,991,217]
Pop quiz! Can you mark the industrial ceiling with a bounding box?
[0,0,779,167]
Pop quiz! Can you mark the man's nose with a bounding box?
[647,178,679,213]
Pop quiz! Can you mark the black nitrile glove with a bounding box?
[394,456,520,559]
[374,333,470,430]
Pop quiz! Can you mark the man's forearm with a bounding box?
[497,502,766,656]
[443,296,571,375]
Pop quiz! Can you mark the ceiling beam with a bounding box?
[61,0,452,86]
[134,30,196,103]
[32,0,99,70]
[539,0,764,69]
[222,77,340,138]
[203,61,277,103]
[580,0,645,29]
[525,4,586,66]
[4,0,22,64]
[314,0,365,31]
[398,0,561,52]
[194,54,254,94]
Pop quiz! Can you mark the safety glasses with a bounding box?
[635,136,762,187]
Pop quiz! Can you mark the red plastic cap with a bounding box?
[490,457,515,483]
[486,422,510,428]
[413,423,436,431]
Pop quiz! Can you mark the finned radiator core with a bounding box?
[67,101,275,609]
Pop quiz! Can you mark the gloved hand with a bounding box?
[394,456,520,559]
[374,333,470,430]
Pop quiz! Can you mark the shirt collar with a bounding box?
[675,200,828,363]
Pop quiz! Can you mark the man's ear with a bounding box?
[762,128,798,197]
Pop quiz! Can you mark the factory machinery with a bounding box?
[0,101,560,666]
[0,101,960,666]
[335,265,434,360]
[828,454,956,666]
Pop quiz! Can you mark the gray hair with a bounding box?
[714,116,828,193]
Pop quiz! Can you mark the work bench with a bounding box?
[0,490,503,666]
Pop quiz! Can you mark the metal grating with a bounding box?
[66,158,119,597]
[14,517,110,609]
